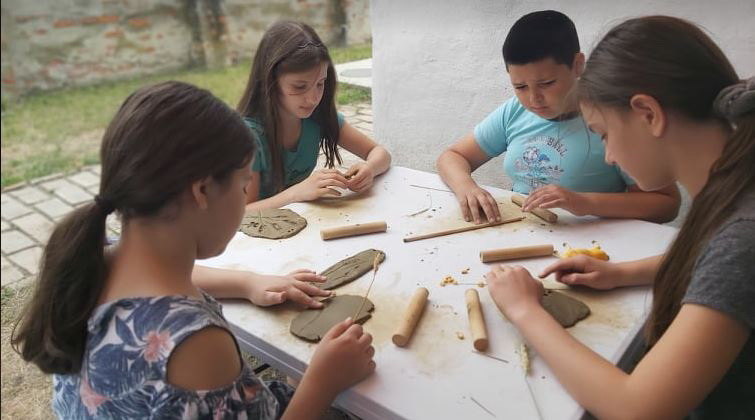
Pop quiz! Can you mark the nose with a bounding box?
[306,87,320,106]
[604,148,616,165]
[530,88,544,106]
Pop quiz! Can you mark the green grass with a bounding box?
[1,43,372,188]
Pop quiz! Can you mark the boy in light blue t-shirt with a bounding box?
[437,10,680,224]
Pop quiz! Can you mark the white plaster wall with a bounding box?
[371,0,755,187]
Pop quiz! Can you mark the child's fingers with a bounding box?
[535,198,563,209]
[318,178,348,189]
[458,197,472,222]
[295,281,332,297]
[292,271,326,283]
[324,317,354,339]
[287,287,323,308]
[467,196,483,224]
[357,331,373,348]
[479,194,501,222]
[539,259,580,278]
[559,271,597,286]
[319,187,342,197]
[262,291,287,306]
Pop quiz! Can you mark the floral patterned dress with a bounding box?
[53,292,292,419]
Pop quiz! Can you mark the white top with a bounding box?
[200,166,678,420]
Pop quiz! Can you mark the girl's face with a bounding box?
[580,101,674,191]
[277,62,329,119]
[195,165,252,259]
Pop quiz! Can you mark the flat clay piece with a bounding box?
[290,295,374,342]
[541,290,590,327]
[319,249,386,290]
[239,209,307,239]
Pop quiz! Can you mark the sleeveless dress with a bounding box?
[52,291,293,419]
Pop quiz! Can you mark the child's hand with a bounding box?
[289,169,349,202]
[523,185,588,215]
[539,256,622,290]
[485,265,544,323]
[247,269,332,308]
[455,185,501,224]
[345,163,375,192]
[306,318,376,394]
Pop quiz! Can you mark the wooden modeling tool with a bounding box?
[465,289,489,351]
[321,221,387,240]
[353,253,382,320]
[392,287,429,347]
[511,194,558,223]
[480,244,555,263]
[403,216,524,243]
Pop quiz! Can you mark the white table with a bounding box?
[200,166,678,420]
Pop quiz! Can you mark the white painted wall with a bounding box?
[371,0,755,187]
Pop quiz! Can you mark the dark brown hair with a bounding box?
[578,16,755,345]
[237,21,341,194]
[12,81,254,374]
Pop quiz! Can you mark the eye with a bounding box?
[293,84,307,90]
[514,85,527,90]
[539,80,556,87]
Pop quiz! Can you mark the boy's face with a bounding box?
[508,55,583,119]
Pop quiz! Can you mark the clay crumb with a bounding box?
[461,268,470,275]
[456,331,465,340]
[440,275,458,287]
[477,281,486,288]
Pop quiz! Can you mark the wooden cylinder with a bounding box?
[480,244,554,263]
[465,289,489,351]
[320,221,387,240]
[511,194,558,223]
[392,287,429,347]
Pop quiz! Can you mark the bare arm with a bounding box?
[338,122,391,178]
[539,254,664,289]
[487,266,750,419]
[524,183,681,223]
[437,133,501,223]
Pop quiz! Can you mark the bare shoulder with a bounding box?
[167,326,242,390]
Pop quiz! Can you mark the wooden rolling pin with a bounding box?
[320,221,387,240]
[480,244,555,263]
[392,287,429,347]
[511,194,558,223]
[465,289,489,351]
[403,215,525,243]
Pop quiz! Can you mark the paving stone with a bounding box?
[90,165,102,175]
[340,106,358,117]
[358,107,372,116]
[1,219,9,231]
[357,114,373,123]
[1,256,25,287]
[106,215,122,235]
[0,195,32,220]
[35,198,74,220]
[1,230,35,254]
[9,185,51,205]
[14,213,54,243]
[68,171,100,188]
[42,179,93,205]
[8,246,43,275]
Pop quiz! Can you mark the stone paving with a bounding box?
[0,102,373,289]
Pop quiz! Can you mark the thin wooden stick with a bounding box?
[403,216,525,243]
[353,253,381,319]
[409,184,453,193]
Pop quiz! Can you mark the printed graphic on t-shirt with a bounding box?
[514,135,566,190]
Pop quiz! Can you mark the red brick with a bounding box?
[81,15,119,25]
[2,77,16,85]
[34,29,48,35]
[142,46,156,53]
[139,34,151,41]
[127,17,150,28]
[53,19,77,29]
[15,15,47,23]
[105,29,124,38]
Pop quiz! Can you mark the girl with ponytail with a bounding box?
[12,81,375,418]
[485,16,754,418]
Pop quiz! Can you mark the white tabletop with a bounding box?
[200,166,678,420]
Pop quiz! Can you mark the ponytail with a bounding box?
[12,201,110,374]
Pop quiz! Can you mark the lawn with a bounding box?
[0,43,371,188]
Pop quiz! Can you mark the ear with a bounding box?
[572,52,585,77]
[190,177,212,211]
[629,94,666,138]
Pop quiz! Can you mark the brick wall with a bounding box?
[1,0,371,97]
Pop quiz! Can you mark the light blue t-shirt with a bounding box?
[474,97,634,194]
[244,113,344,199]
